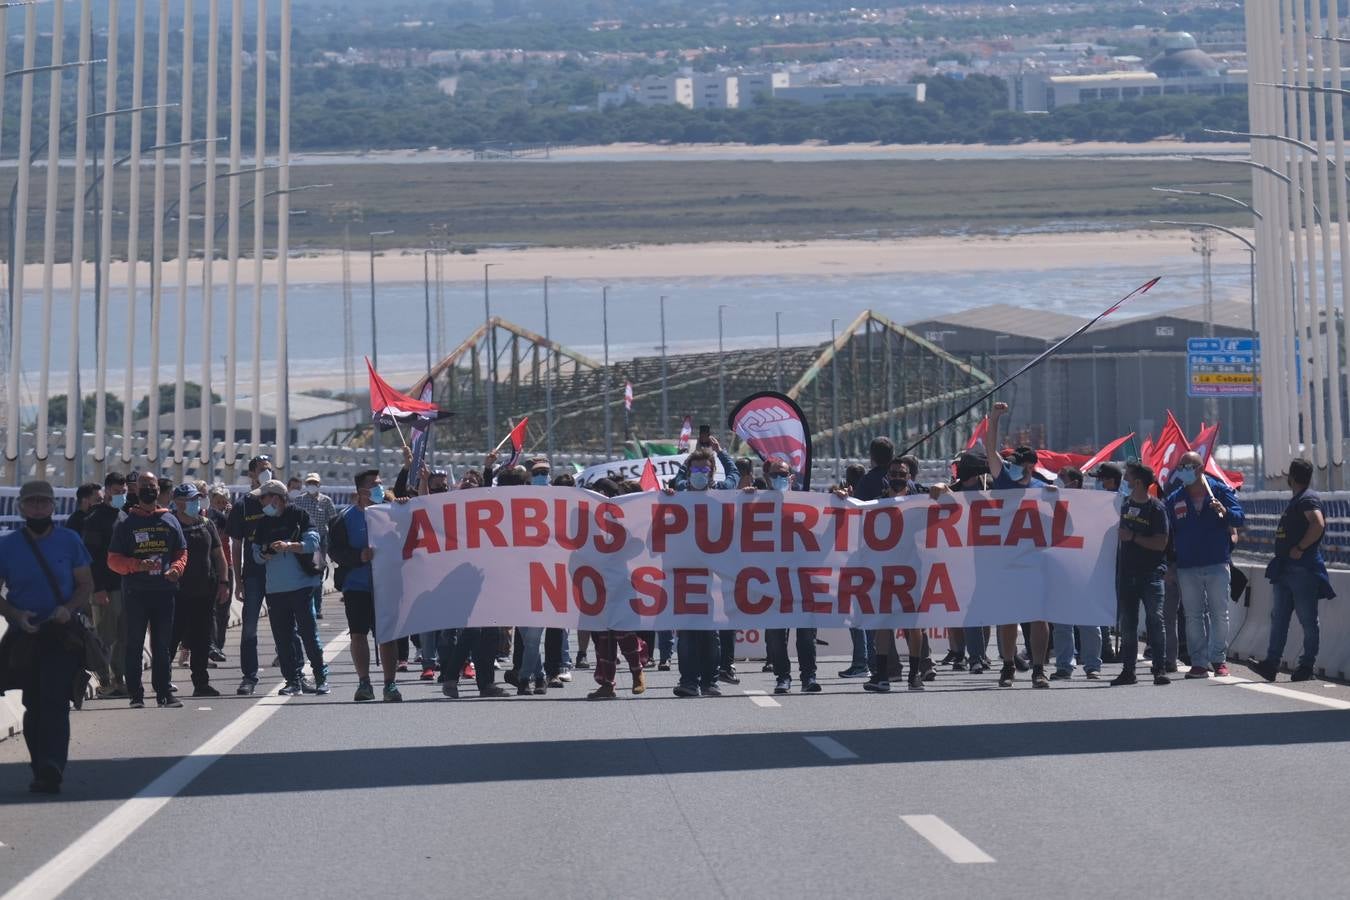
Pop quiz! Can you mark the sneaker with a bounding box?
[761,662,774,673]
[801,679,822,693]
[382,684,403,702]
[494,656,508,670]
[774,677,791,695]
[998,663,1015,688]
[658,661,671,671]
[168,682,179,693]
[632,671,647,695]
[420,667,436,681]
[643,659,656,670]
[1165,662,1179,674]
[547,677,565,689]
[921,667,937,683]
[907,672,924,692]
[969,662,986,676]
[299,678,319,694]
[278,681,303,696]
[1049,669,1072,681]
[314,678,331,695]
[717,670,740,685]
[575,655,591,670]
[209,649,227,663]
[1291,666,1316,682]
[461,662,475,680]
[1213,662,1230,678]
[480,685,510,698]
[1248,658,1279,682]
[838,665,870,679]
[673,684,699,698]
[1085,669,1101,681]
[503,669,519,687]
[1152,672,1171,686]
[236,678,257,696]
[1031,666,1050,689]
[396,662,409,673]
[1184,666,1211,679]
[558,669,572,682]
[938,650,960,666]
[951,659,967,672]
[587,684,617,700]
[516,682,533,696]
[1014,651,1031,672]
[129,697,145,709]
[28,776,61,795]
[863,678,891,693]
[700,685,723,697]
[354,681,376,702]
[533,677,548,695]
[1110,670,1138,686]
[191,684,220,698]
[157,695,183,708]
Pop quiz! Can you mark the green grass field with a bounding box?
[4,156,1254,257]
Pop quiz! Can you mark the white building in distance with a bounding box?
[599,69,924,110]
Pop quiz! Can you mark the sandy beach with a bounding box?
[26,227,1254,291]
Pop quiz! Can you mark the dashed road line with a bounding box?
[901,815,996,864]
[743,690,781,708]
[803,735,858,760]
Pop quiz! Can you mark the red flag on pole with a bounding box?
[498,417,529,469]
[677,415,693,451]
[1081,432,1135,473]
[624,382,634,412]
[639,458,660,492]
[1190,421,1239,489]
[965,416,989,450]
[1147,411,1191,487]
[366,357,444,429]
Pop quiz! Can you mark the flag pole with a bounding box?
[391,418,410,451]
[900,276,1161,457]
[491,418,516,454]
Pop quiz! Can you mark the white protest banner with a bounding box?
[575,453,724,488]
[368,488,1119,641]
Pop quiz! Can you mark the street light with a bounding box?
[1091,345,1106,448]
[830,318,842,480]
[658,295,669,429]
[483,262,499,448]
[602,286,612,459]
[367,229,394,464]
[543,275,554,459]
[774,311,783,393]
[717,304,728,432]
[1151,186,1262,220]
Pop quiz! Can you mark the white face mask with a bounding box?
[288,489,302,501]
[304,483,319,495]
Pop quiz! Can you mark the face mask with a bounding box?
[186,500,201,517]
[770,475,789,491]
[1177,467,1197,487]
[288,489,302,501]
[257,469,273,485]
[24,516,53,534]
[368,484,385,504]
[304,484,319,495]
[888,478,907,493]
[262,502,281,517]
[689,471,710,490]
[531,474,549,486]
[1004,463,1024,483]
[430,484,449,494]
[110,493,127,509]
[137,486,159,506]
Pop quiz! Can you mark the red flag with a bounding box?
[1081,432,1135,473]
[500,418,529,469]
[1191,422,1220,468]
[1147,411,1191,487]
[624,382,634,412]
[639,458,660,492]
[965,416,989,450]
[366,357,444,429]
[677,415,693,451]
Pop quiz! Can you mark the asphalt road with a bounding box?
[4,614,1350,900]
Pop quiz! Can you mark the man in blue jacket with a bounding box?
[1164,451,1244,679]
[252,480,328,696]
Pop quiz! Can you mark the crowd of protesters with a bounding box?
[0,397,1333,794]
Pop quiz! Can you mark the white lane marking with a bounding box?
[901,815,996,864]
[1211,671,1350,709]
[803,735,857,760]
[196,707,212,711]
[3,631,352,900]
[743,689,781,708]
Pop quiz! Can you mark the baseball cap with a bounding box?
[258,479,288,498]
[172,483,200,500]
[1090,462,1123,481]
[18,480,54,502]
[530,457,551,472]
[303,472,321,484]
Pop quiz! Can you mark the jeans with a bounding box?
[442,627,497,691]
[1267,565,1321,670]
[657,630,675,663]
[267,588,328,683]
[212,593,231,654]
[1178,563,1231,669]
[848,627,874,670]
[124,589,176,702]
[544,628,565,678]
[93,588,124,686]
[718,630,737,673]
[418,631,440,667]
[311,583,325,619]
[22,629,81,782]
[1052,623,1103,674]
[1163,573,1182,666]
[173,588,216,688]
[766,628,817,681]
[677,630,719,690]
[1118,570,1166,674]
[963,626,988,665]
[518,626,544,683]
[239,572,267,681]
[559,629,573,669]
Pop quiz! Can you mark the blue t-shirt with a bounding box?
[0,527,92,618]
[340,504,373,593]
[993,471,1046,490]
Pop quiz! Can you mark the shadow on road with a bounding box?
[4,707,1348,805]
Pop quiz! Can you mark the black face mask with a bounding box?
[888,478,907,492]
[24,516,53,534]
[430,484,449,494]
[138,486,159,506]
